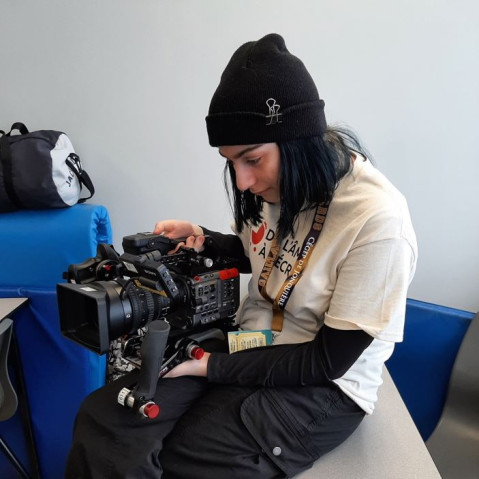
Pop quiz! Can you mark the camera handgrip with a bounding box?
[133,320,170,402]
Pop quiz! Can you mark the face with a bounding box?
[219,143,281,203]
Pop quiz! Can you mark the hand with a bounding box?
[153,219,205,253]
[164,352,210,378]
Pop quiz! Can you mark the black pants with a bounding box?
[65,371,365,479]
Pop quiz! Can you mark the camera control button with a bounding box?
[142,403,160,419]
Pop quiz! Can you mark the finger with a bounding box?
[167,241,184,255]
[193,235,205,253]
[184,236,196,249]
[153,222,164,235]
[153,220,176,237]
[163,360,191,378]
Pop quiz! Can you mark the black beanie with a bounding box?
[206,33,327,147]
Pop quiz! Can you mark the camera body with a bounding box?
[57,232,240,356]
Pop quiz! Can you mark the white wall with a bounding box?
[1,0,478,312]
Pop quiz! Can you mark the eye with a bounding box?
[245,157,260,166]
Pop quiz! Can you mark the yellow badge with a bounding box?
[228,329,273,353]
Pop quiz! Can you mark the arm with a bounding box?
[207,325,373,386]
[165,325,373,386]
[153,220,251,273]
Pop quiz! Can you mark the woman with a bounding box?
[66,33,417,478]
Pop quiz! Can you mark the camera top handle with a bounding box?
[122,232,214,255]
[63,243,122,284]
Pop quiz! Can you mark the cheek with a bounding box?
[271,164,281,185]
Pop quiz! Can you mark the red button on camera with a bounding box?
[189,346,205,360]
[143,403,160,419]
[218,268,239,280]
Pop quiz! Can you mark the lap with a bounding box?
[162,382,365,479]
[161,384,285,479]
[66,374,364,479]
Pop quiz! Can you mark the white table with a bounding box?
[296,368,441,478]
[0,298,28,321]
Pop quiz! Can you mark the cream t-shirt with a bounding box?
[236,156,418,413]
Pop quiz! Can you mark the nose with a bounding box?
[234,164,255,192]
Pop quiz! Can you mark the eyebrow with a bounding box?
[219,144,264,160]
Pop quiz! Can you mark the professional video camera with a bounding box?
[57,232,240,419]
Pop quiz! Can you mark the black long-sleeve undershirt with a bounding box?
[200,227,374,387]
[200,226,252,273]
[208,325,373,387]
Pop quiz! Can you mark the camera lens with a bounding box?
[58,280,173,355]
[121,282,171,334]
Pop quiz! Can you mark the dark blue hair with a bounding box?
[224,127,367,240]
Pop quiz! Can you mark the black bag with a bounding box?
[0,122,95,212]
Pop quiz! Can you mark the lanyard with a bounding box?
[258,203,329,332]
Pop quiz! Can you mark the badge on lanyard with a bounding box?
[228,329,273,353]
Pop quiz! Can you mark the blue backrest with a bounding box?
[0,204,112,479]
[0,204,112,288]
[386,299,475,440]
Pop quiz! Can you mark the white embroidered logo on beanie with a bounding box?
[266,98,282,125]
